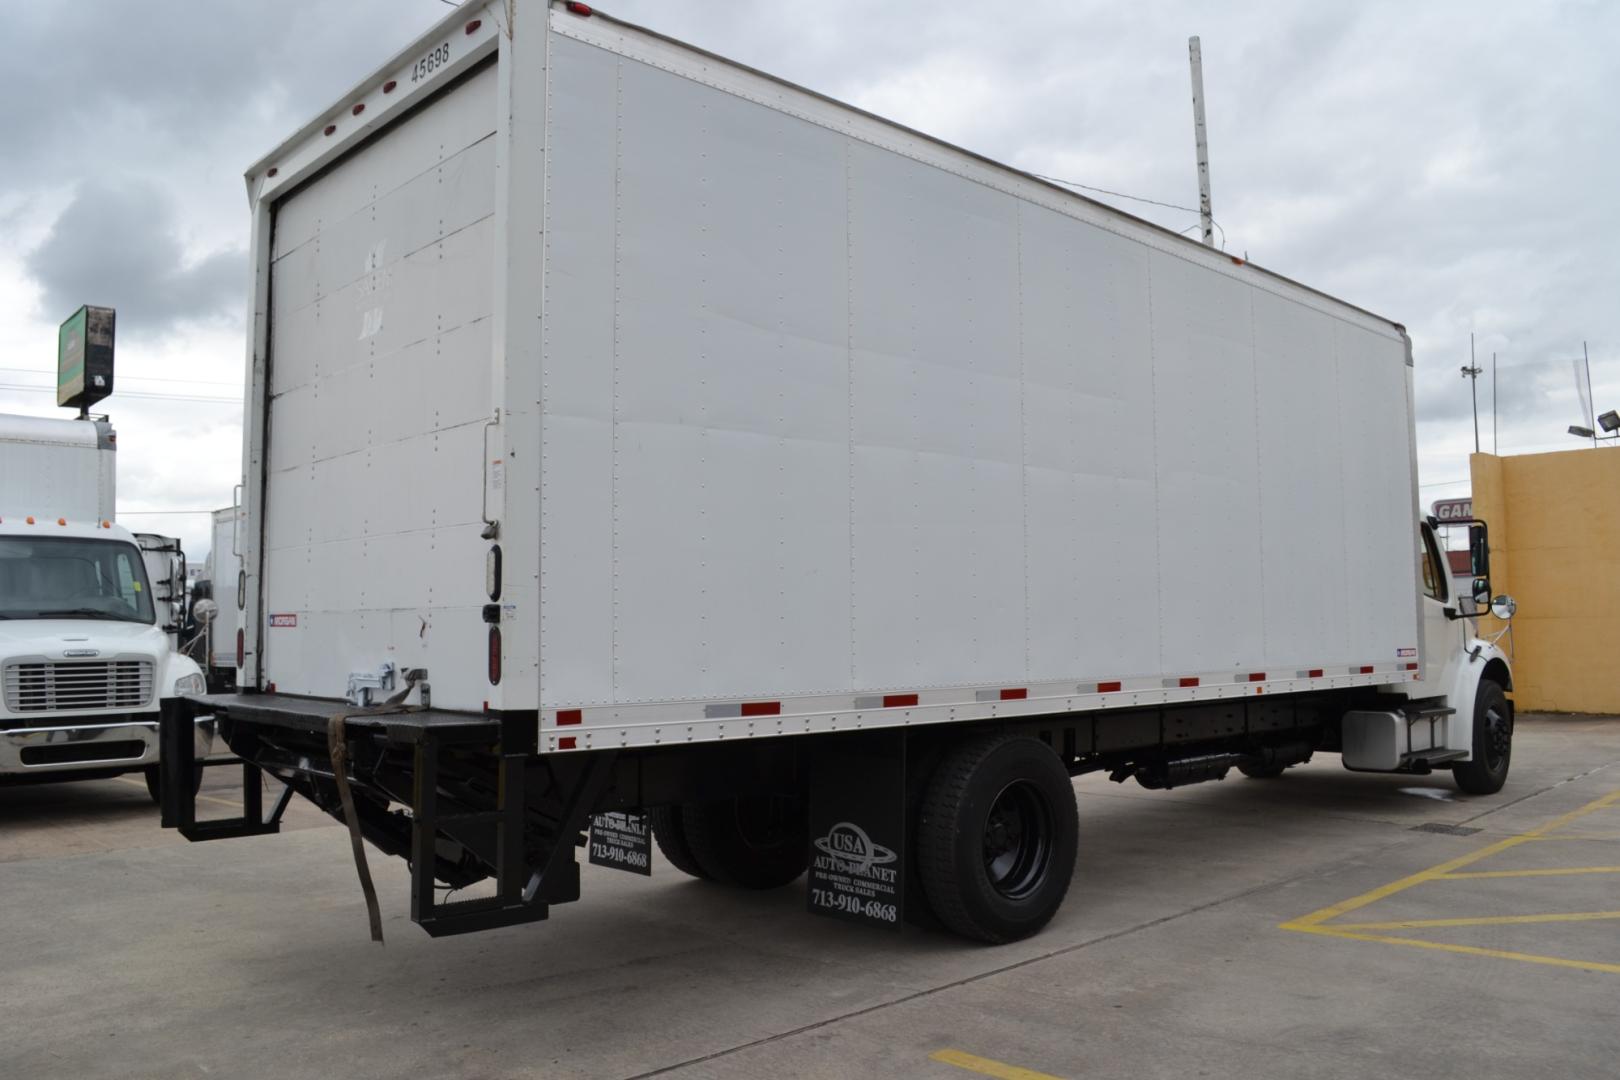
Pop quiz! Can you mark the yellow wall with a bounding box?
[1469,448,1620,714]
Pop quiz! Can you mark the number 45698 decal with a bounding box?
[411,42,451,83]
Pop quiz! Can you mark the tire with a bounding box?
[1453,679,1513,795]
[143,761,204,805]
[916,734,1079,944]
[1238,761,1288,779]
[649,805,711,880]
[680,795,809,889]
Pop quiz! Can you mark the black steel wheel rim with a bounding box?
[1484,704,1511,771]
[982,781,1052,901]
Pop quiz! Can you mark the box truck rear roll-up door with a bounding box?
[260,61,497,705]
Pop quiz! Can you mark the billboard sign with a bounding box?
[57,305,116,411]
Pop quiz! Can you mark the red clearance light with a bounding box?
[1308,668,1324,678]
[465,19,482,33]
[266,167,278,178]
[352,103,365,116]
[565,2,593,15]
[882,693,918,708]
[740,701,781,717]
[557,709,583,726]
[1247,672,1265,682]
[323,124,337,136]
[1358,665,1375,674]
[382,80,397,94]
[235,628,244,668]
[1000,688,1027,700]
[1178,676,1200,687]
[1405,662,1419,671]
[488,625,502,685]
[558,736,577,750]
[1096,681,1122,693]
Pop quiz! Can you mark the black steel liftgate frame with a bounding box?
[159,695,615,937]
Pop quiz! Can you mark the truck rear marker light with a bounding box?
[266,167,278,177]
[740,701,781,717]
[1179,677,1200,688]
[382,81,397,94]
[565,2,594,15]
[466,19,483,33]
[1000,688,1027,700]
[1247,672,1265,682]
[557,709,582,726]
[488,626,502,685]
[236,629,244,668]
[882,693,918,708]
[351,103,365,116]
[1357,665,1374,675]
[323,124,337,136]
[558,737,577,750]
[1297,668,1324,678]
[1404,662,1419,671]
[1096,681,1122,693]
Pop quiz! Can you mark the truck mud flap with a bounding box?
[806,731,907,931]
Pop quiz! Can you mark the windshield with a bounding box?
[0,536,156,624]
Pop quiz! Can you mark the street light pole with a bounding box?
[1462,332,1482,454]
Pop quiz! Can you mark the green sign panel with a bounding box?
[57,305,115,410]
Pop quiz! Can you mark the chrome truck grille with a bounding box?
[2,660,154,713]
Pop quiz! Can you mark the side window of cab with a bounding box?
[1419,525,1448,603]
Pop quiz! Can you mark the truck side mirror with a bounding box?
[1472,577,1490,606]
[1468,522,1489,579]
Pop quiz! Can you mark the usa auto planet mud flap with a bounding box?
[807,732,907,930]
[589,811,652,876]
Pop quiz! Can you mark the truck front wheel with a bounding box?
[1452,679,1512,795]
[679,795,808,889]
[143,762,203,805]
[917,735,1079,944]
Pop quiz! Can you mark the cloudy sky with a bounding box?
[0,0,1613,561]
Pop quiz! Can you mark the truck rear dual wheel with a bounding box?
[1452,679,1512,795]
[653,796,809,889]
[917,735,1079,944]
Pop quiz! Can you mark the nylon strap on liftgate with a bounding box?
[326,671,425,945]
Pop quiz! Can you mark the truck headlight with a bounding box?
[173,673,206,696]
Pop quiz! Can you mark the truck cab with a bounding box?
[0,411,210,800]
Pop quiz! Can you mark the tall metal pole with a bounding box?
[1491,351,1498,454]
[1188,36,1214,247]
[1462,333,1481,454]
[1584,341,1597,447]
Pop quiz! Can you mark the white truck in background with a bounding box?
[164,1,1518,945]
[0,412,209,802]
[135,532,187,649]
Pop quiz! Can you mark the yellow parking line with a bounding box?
[113,776,243,812]
[1333,910,1620,931]
[1437,866,1620,880]
[930,1049,1067,1080]
[1289,925,1620,976]
[1528,833,1620,842]
[1280,788,1620,932]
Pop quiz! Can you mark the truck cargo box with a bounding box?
[238,1,1420,753]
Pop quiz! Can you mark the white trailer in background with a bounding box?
[0,413,208,800]
[135,532,186,648]
[166,1,1518,944]
[190,505,243,692]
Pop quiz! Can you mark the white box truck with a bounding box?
[165,1,1518,943]
[0,413,209,802]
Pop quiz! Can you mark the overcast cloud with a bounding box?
[0,0,1614,559]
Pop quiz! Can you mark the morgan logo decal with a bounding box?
[62,648,100,658]
[813,821,897,876]
[1397,647,1417,657]
[268,614,297,628]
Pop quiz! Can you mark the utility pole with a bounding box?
[1188,36,1214,247]
[1491,351,1498,454]
[1584,341,1597,447]
[1462,332,1482,454]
